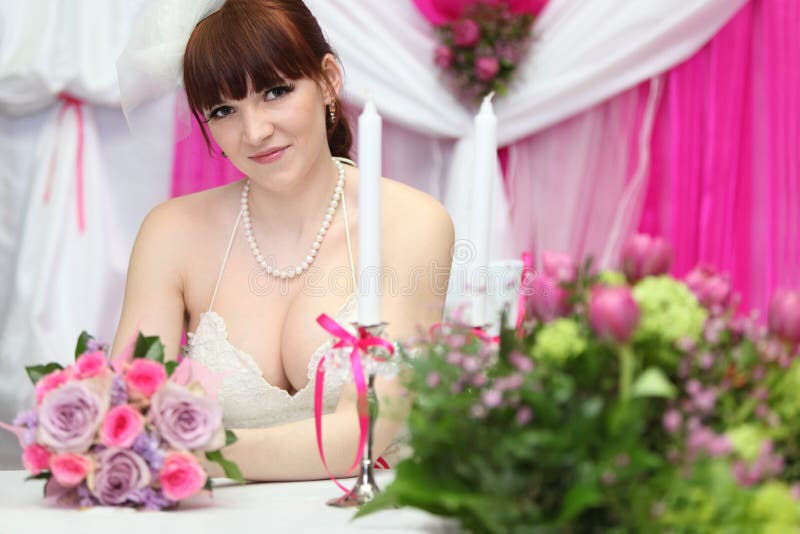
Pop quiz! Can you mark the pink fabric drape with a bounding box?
[638,0,800,315]
[170,99,243,197]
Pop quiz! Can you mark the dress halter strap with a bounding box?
[335,157,359,293]
[208,159,358,312]
[208,208,242,313]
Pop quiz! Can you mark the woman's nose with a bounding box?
[240,107,275,145]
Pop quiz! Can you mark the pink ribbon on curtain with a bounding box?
[43,92,86,234]
[412,0,548,25]
[516,252,534,331]
[313,313,395,492]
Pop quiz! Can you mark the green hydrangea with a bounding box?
[530,318,587,364]
[750,482,800,528]
[597,270,627,287]
[632,276,707,346]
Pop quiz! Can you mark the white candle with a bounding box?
[469,93,497,327]
[357,100,382,326]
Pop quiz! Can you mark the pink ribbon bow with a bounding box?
[43,92,86,234]
[314,313,395,492]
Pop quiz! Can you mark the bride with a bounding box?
[111,0,454,481]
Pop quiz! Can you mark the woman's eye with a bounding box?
[265,85,294,101]
[207,106,234,121]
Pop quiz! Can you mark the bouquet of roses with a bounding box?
[432,0,539,104]
[1,332,243,510]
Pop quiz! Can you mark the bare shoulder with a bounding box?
[381,178,455,263]
[136,183,238,252]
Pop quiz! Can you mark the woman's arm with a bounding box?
[207,197,455,481]
[111,201,187,361]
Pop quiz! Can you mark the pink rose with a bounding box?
[159,452,207,501]
[125,359,167,398]
[434,44,454,69]
[100,405,143,448]
[74,350,108,379]
[22,443,51,475]
[49,453,92,487]
[475,56,500,82]
[35,369,69,405]
[453,19,480,47]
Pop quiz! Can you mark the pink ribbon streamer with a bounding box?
[516,252,534,331]
[43,92,86,234]
[314,313,395,492]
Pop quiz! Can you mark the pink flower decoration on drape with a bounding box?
[413,0,547,25]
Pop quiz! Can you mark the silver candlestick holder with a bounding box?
[327,321,389,508]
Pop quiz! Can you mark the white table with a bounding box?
[0,471,459,534]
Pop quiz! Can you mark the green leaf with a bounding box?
[164,361,179,377]
[25,471,52,482]
[205,450,245,483]
[203,477,213,492]
[25,363,64,386]
[558,483,603,522]
[632,367,676,399]
[133,334,165,363]
[74,331,94,360]
[225,430,238,447]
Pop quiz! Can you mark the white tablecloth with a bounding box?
[0,471,457,534]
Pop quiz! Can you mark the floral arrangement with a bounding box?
[359,234,800,532]
[431,0,539,104]
[1,332,243,510]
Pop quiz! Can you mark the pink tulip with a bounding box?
[620,234,673,282]
[588,286,640,344]
[527,273,570,323]
[453,19,480,47]
[541,250,577,282]
[475,56,500,81]
[685,265,732,311]
[434,44,454,68]
[768,290,800,345]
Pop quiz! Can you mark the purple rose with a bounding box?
[475,56,500,82]
[453,19,480,47]
[91,448,151,505]
[150,382,224,451]
[434,44,454,69]
[38,382,106,453]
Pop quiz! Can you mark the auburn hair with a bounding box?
[182,0,352,158]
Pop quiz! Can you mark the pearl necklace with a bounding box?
[241,158,345,280]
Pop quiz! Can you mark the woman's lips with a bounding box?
[249,146,289,164]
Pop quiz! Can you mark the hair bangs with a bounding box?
[183,1,321,117]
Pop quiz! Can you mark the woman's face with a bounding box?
[203,68,334,188]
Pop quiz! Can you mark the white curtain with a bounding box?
[0,0,745,466]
